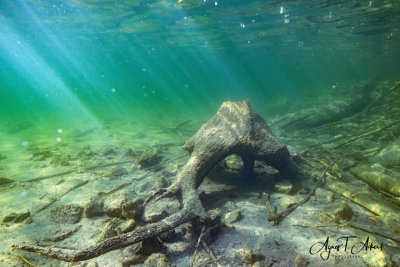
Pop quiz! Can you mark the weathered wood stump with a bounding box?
[12,100,297,262]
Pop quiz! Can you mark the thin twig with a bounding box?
[268,161,335,225]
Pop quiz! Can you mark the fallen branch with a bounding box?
[13,100,297,262]
[333,119,400,149]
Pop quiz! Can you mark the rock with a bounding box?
[225,209,241,224]
[137,149,162,169]
[143,253,170,267]
[32,149,52,160]
[334,203,353,221]
[50,205,83,224]
[142,198,180,222]
[233,248,265,265]
[103,148,117,156]
[295,254,310,267]
[370,138,400,167]
[274,180,293,194]
[118,219,136,233]
[0,177,14,186]
[121,198,144,219]
[224,154,243,172]
[84,199,104,218]
[111,167,128,177]
[96,218,123,243]
[124,147,136,157]
[13,212,31,223]
[350,163,400,197]
[133,239,162,256]
[2,213,18,223]
[103,193,128,218]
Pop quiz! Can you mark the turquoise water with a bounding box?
[1,0,400,266]
[1,0,399,126]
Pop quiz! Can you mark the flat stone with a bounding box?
[274,180,293,194]
[50,205,83,224]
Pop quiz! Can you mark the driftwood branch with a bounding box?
[13,100,297,262]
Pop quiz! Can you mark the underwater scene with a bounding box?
[1,0,400,266]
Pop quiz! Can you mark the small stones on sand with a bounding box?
[274,180,293,194]
[143,253,171,267]
[225,209,241,224]
[50,204,83,224]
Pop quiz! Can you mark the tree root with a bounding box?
[13,100,297,262]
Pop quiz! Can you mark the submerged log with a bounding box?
[13,99,297,262]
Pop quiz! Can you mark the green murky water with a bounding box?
[1,0,400,266]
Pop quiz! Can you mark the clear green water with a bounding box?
[1,0,400,178]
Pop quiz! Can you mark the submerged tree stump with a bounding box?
[13,100,297,262]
